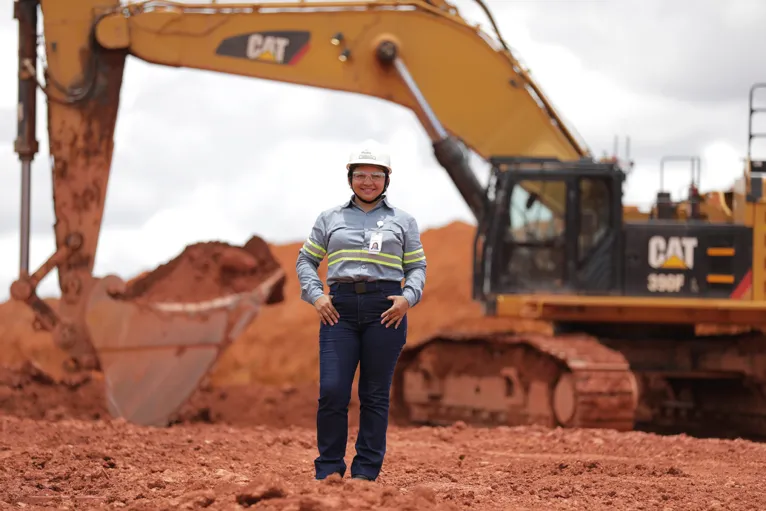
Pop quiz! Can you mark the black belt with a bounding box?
[330,281,400,294]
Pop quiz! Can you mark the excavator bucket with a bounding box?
[82,269,285,427]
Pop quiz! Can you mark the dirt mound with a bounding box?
[0,234,289,382]
[124,235,285,304]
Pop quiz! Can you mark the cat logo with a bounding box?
[215,31,311,66]
[246,34,290,63]
[648,235,698,270]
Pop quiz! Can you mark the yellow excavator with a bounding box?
[12,0,766,435]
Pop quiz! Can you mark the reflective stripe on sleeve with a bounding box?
[302,238,327,259]
[403,248,425,265]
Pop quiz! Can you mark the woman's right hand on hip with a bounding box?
[313,295,340,326]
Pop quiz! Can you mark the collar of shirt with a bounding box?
[343,194,393,212]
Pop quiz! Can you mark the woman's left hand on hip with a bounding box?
[381,295,410,329]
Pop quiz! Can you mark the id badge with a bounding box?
[368,232,383,254]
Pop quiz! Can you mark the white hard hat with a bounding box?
[346,142,392,173]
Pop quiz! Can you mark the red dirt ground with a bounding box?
[2,361,766,509]
[2,410,765,510]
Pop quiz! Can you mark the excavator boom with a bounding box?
[95,1,587,158]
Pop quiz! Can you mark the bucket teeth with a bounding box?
[83,270,285,427]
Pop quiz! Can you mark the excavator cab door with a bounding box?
[477,158,625,298]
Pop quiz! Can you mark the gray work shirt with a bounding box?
[296,195,427,307]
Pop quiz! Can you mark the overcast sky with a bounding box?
[0,0,762,300]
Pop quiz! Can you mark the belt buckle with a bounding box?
[354,281,367,294]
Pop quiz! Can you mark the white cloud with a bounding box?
[508,0,766,104]
[0,0,756,303]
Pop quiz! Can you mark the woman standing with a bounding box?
[296,142,427,482]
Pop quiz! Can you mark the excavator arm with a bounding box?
[13,0,591,426]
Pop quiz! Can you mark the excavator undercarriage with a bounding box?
[394,331,639,432]
[393,327,766,438]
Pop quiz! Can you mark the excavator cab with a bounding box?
[475,157,625,301]
[474,155,755,330]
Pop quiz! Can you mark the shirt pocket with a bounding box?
[377,222,404,253]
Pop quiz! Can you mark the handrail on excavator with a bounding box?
[747,82,766,162]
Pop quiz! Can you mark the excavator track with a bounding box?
[393,331,639,431]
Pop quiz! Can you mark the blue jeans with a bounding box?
[314,280,407,481]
